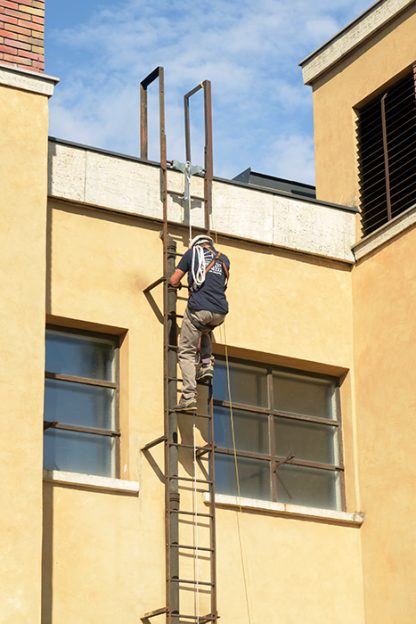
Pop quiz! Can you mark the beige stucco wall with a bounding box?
[308,5,416,623]
[311,4,416,208]
[216,510,364,623]
[0,83,49,623]
[41,198,364,623]
[352,226,416,624]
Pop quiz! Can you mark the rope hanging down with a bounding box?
[219,322,252,624]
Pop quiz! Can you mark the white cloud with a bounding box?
[47,0,371,181]
[262,133,316,185]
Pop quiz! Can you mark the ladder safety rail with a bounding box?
[141,67,219,624]
[184,81,213,235]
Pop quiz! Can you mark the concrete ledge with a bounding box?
[353,204,416,260]
[0,63,59,97]
[300,0,415,85]
[48,139,357,263]
[43,470,140,495]
[205,493,364,526]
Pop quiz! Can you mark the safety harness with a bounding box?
[187,246,229,331]
[189,247,229,293]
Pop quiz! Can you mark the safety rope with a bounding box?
[219,322,252,624]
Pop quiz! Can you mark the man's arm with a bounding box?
[169,268,185,288]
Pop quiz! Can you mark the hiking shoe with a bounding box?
[174,396,197,412]
[196,364,214,382]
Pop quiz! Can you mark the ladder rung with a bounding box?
[167,344,178,350]
[144,609,218,623]
[170,510,213,518]
[169,410,211,419]
[169,442,214,452]
[169,578,215,587]
[169,475,213,485]
[168,312,185,318]
[171,615,218,623]
[168,378,210,386]
[170,544,214,553]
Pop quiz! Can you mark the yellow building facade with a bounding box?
[0,1,415,623]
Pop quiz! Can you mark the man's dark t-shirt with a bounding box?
[177,247,230,314]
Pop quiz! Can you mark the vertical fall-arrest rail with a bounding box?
[141,67,219,624]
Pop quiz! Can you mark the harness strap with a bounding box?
[190,248,229,293]
[204,251,221,274]
[221,259,229,280]
[206,250,229,284]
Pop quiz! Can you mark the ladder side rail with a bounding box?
[203,80,213,236]
[139,65,181,623]
[184,79,216,619]
[208,390,218,621]
[140,81,148,160]
[184,81,213,234]
[166,246,179,623]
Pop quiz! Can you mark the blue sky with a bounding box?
[45,0,372,184]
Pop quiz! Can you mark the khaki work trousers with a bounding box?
[178,309,226,399]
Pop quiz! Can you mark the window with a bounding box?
[43,328,119,477]
[213,360,344,511]
[356,64,416,236]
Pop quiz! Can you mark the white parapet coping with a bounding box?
[353,203,416,260]
[43,469,140,495]
[0,63,59,97]
[205,493,364,526]
[300,0,415,85]
[48,139,356,263]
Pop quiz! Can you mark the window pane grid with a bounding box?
[45,371,117,389]
[44,329,119,478]
[44,421,120,437]
[46,329,116,382]
[215,400,341,427]
[215,447,343,472]
[213,360,344,509]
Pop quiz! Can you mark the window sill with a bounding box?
[353,204,416,261]
[204,493,364,527]
[43,470,140,495]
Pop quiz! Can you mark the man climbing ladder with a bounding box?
[169,234,230,411]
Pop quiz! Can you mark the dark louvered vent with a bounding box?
[357,65,416,236]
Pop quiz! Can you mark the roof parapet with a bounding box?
[300,0,415,86]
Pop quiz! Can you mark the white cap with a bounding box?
[189,234,214,249]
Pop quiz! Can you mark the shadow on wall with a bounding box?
[41,483,53,624]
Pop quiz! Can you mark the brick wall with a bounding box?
[0,0,44,72]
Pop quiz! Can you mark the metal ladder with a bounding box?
[140,67,219,624]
